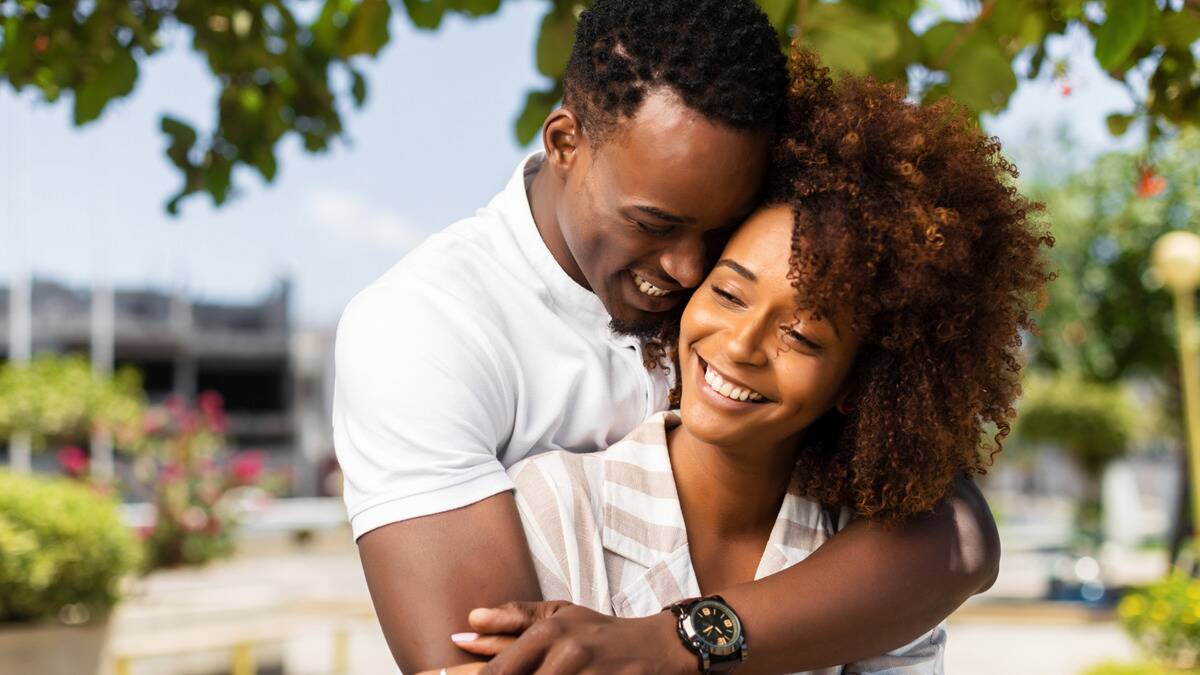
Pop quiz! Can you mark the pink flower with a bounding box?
[230,451,265,485]
[164,394,186,417]
[142,409,168,435]
[180,506,209,532]
[198,391,229,433]
[161,462,185,483]
[57,446,89,476]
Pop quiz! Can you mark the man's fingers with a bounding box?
[453,634,517,656]
[480,619,562,675]
[532,639,590,675]
[469,601,566,634]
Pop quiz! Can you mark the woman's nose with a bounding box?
[724,315,768,367]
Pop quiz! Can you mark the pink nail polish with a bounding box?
[451,632,479,643]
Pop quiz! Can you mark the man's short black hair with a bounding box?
[563,0,787,143]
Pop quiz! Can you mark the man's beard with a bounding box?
[608,304,682,341]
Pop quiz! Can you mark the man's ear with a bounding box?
[542,107,584,177]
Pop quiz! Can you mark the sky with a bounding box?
[0,3,1142,326]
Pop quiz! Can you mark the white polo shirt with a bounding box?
[333,155,674,540]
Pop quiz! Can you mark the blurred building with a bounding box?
[0,278,336,496]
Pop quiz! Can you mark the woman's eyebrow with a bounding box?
[716,259,756,281]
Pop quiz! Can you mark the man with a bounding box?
[334,1,999,673]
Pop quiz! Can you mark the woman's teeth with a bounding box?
[632,271,671,297]
[704,364,766,403]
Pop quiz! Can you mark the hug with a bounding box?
[333,1,1053,673]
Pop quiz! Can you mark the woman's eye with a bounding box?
[784,327,822,351]
[711,286,744,307]
[635,221,674,237]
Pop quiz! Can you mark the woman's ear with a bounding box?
[541,107,584,177]
[834,378,858,415]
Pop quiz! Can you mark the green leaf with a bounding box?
[944,38,1017,112]
[73,47,138,125]
[801,3,899,75]
[1158,11,1200,50]
[350,69,367,107]
[402,0,449,29]
[160,116,198,169]
[756,0,796,32]
[536,6,576,80]
[251,145,277,182]
[342,0,391,57]
[1106,113,1134,137]
[515,84,562,146]
[919,21,962,66]
[455,0,502,16]
[1093,0,1149,71]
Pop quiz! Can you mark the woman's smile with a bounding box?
[694,352,771,409]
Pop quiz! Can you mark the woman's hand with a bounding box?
[452,600,695,675]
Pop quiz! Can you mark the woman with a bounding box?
[453,52,1052,673]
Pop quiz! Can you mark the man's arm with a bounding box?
[358,491,542,674]
[470,475,998,674]
[719,475,998,673]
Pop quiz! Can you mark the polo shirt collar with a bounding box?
[490,153,610,328]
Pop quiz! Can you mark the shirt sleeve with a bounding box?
[841,622,947,674]
[333,281,517,540]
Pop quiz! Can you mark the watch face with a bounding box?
[688,599,742,655]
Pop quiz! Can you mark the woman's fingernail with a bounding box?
[469,608,496,621]
[451,632,479,643]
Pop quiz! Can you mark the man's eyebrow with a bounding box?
[716,259,756,281]
[633,205,694,224]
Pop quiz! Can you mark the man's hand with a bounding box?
[452,601,695,675]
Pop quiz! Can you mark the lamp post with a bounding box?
[1153,231,1200,552]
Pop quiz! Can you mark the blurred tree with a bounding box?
[1031,130,1200,385]
[1,0,1197,213]
[1012,373,1135,534]
[0,354,145,453]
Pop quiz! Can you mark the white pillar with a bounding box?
[89,135,115,480]
[7,97,33,472]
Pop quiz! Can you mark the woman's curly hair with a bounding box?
[771,51,1055,522]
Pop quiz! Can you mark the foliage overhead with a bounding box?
[1031,130,1200,384]
[1,0,1197,213]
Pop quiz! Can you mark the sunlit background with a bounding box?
[1,1,1198,674]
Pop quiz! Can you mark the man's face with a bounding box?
[555,89,770,337]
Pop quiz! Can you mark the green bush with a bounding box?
[0,470,141,623]
[1119,573,1200,670]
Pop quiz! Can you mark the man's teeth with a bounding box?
[632,272,670,297]
[703,364,766,403]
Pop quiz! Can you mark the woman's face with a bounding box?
[678,204,861,452]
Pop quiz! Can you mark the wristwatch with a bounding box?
[665,595,748,673]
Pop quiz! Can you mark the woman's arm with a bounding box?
[471,476,997,674]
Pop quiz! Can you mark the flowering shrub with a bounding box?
[132,392,287,570]
[1119,572,1200,669]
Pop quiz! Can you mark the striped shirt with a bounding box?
[509,411,946,674]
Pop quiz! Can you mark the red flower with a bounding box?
[33,35,49,54]
[197,390,229,433]
[57,446,89,476]
[161,461,185,483]
[1137,167,1167,198]
[230,451,265,485]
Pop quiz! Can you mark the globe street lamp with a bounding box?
[1153,231,1200,552]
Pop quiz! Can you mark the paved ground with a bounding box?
[100,525,1147,675]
